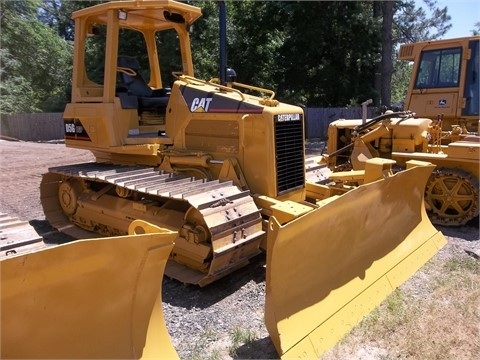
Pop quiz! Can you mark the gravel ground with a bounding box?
[0,139,478,359]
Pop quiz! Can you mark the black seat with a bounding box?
[117,56,152,97]
[117,56,170,110]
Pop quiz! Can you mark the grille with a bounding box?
[399,44,414,59]
[274,114,305,195]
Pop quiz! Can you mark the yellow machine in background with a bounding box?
[1,1,447,358]
[399,36,479,135]
[328,36,479,226]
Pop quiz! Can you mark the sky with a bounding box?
[417,0,479,38]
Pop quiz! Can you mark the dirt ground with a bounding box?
[0,139,95,221]
[0,139,478,359]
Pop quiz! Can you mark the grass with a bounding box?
[184,325,258,360]
[182,248,479,359]
[322,252,480,359]
[188,327,222,360]
[228,326,258,357]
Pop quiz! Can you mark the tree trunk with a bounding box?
[381,1,394,108]
[373,1,394,108]
[373,2,382,106]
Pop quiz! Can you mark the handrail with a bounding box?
[172,73,279,106]
[233,82,276,101]
[179,75,246,101]
[209,78,277,101]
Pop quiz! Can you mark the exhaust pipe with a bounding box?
[218,1,227,85]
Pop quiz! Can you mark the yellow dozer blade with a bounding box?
[265,162,447,359]
[1,220,178,360]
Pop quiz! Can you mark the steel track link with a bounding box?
[41,162,266,285]
[0,213,45,258]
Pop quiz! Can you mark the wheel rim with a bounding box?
[426,171,479,226]
[58,181,80,215]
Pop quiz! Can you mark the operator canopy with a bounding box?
[72,0,202,31]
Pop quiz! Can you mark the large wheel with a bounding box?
[425,169,479,226]
[58,179,84,216]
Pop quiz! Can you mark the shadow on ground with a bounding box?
[233,336,279,359]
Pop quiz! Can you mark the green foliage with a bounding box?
[190,1,220,80]
[394,0,451,43]
[275,1,381,106]
[0,0,453,114]
[0,0,72,114]
[473,22,480,36]
[391,58,413,105]
[191,1,383,107]
[226,1,286,91]
[388,1,452,106]
[0,48,39,114]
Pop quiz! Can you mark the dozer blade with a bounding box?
[1,220,178,360]
[265,162,447,359]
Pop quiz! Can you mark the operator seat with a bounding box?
[117,55,170,111]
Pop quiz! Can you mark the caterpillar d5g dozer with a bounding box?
[327,36,479,226]
[1,219,178,359]
[2,1,446,358]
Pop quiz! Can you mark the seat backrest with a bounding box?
[117,56,152,97]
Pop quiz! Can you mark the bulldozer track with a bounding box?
[41,162,265,286]
[0,213,45,258]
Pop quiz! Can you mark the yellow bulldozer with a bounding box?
[1,217,178,359]
[400,36,479,136]
[1,1,447,358]
[327,36,479,226]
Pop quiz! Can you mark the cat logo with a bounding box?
[190,97,213,112]
[438,99,447,106]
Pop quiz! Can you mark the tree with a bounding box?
[394,0,451,44]
[472,22,480,35]
[226,0,286,91]
[0,0,72,114]
[190,1,451,108]
[378,0,452,108]
[0,0,456,115]
[390,60,412,105]
[374,1,394,107]
[273,1,380,106]
[190,0,286,89]
[189,1,220,80]
[39,0,101,40]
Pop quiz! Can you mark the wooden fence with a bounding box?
[304,107,376,139]
[1,113,64,141]
[0,107,376,141]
